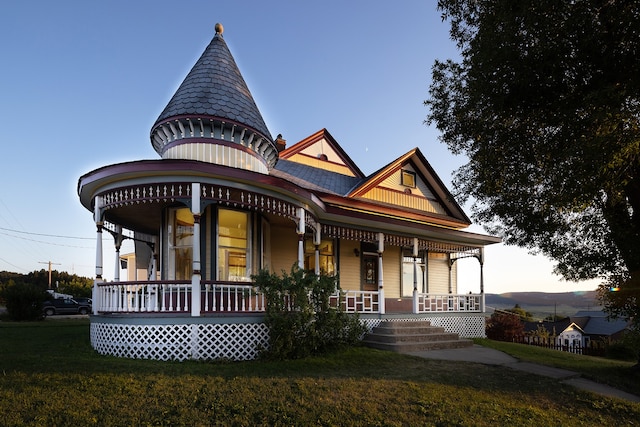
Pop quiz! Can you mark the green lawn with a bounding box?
[1,319,639,426]
[475,338,639,395]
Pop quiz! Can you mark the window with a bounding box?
[304,238,335,274]
[218,209,250,281]
[168,207,194,280]
[401,169,416,188]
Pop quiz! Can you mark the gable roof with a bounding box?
[278,129,365,178]
[524,313,629,337]
[349,148,471,225]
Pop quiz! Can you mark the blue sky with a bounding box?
[0,0,600,294]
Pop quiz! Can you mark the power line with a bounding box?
[0,256,29,273]
[0,231,92,249]
[0,226,93,240]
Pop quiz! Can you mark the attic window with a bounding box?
[317,153,328,161]
[401,169,416,188]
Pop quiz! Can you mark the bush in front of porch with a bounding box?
[253,265,367,360]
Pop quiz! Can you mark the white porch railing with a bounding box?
[95,281,266,314]
[415,293,483,313]
[330,290,380,313]
[95,282,483,315]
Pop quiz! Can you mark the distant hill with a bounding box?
[485,291,600,320]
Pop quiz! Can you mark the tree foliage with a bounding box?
[0,279,46,321]
[485,312,524,341]
[426,1,640,319]
[0,270,93,298]
[506,304,533,322]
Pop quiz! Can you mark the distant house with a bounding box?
[76,23,501,361]
[524,310,629,350]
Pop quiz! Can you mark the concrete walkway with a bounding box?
[408,344,640,403]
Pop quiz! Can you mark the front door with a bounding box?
[362,253,378,291]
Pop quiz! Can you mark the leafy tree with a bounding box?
[506,304,533,321]
[426,1,640,322]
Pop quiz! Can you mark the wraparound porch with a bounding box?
[90,279,487,361]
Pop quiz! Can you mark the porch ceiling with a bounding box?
[103,202,171,235]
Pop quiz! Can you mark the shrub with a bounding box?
[485,311,524,341]
[606,342,637,361]
[253,265,367,360]
[0,279,46,321]
[607,326,640,363]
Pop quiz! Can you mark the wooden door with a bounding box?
[362,253,378,291]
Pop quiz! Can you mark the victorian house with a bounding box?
[77,23,500,361]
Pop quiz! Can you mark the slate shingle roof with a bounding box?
[523,311,629,337]
[272,159,363,195]
[153,27,272,141]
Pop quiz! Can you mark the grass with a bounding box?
[0,319,638,426]
[475,338,639,395]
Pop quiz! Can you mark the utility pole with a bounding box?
[39,261,61,288]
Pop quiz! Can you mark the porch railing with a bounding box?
[95,281,482,315]
[415,293,483,313]
[330,290,380,313]
[95,281,266,314]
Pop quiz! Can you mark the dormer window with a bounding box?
[401,169,416,188]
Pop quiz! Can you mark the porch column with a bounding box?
[377,232,385,314]
[447,253,453,310]
[150,237,157,280]
[297,207,305,269]
[191,183,202,317]
[314,226,321,275]
[412,237,419,314]
[93,196,104,315]
[479,247,485,312]
[113,225,123,282]
[448,253,454,293]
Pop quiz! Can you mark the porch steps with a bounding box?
[362,320,473,353]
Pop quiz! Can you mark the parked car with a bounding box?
[74,297,92,306]
[42,298,91,316]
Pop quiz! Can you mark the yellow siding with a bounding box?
[268,225,298,273]
[339,240,361,291]
[299,138,345,164]
[287,153,355,176]
[428,253,451,294]
[360,187,446,215]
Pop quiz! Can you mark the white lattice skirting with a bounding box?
[361,315,486,339]
[90,314,485,362]
[91,319,270,361]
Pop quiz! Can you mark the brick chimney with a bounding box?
[275,134,286,152]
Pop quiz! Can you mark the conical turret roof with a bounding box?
[150,24,277,170]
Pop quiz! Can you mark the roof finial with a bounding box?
[215,23,224,36]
